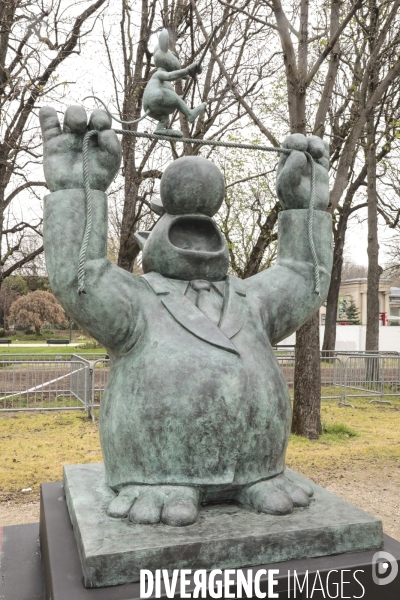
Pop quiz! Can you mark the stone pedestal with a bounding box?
[63,463,383,588]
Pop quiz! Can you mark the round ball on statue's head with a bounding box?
[160,156,225,216]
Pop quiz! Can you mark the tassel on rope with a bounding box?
[78,130,320,296]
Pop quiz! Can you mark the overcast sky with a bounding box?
[28,5,399,270]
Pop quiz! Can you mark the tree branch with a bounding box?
[2,245,44,279]
[306,0,363,86]
[189,0,280,147]
[4,181,47,206]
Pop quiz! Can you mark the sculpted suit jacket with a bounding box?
[43,189,332,490]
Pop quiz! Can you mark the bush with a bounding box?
[24,329,35,335]
[9,291,68,334]
[0,329,5,338]
[78,340,101,349]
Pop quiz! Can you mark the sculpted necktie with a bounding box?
[190,280,224,325]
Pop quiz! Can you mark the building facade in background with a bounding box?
[319,278,400,326]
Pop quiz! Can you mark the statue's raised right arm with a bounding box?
[40,105,148,352]
[245,134,333,345]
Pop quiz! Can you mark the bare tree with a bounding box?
[342,259,368,280]
[105,0,368,437]
[0,0,107,285]
[89,0,400,437]
[97,0,282,272]
[322,0,400,351]
[255,0,364,439]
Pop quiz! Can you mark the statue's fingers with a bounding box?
[97,129,122,164]
[276,151,289,176]
[307,136,325,159]
[282,133,308,151]
[316,156,329,170]
[89,109,112,131]
[307,137,329,171]
[63,105,87,134]
[277,150,307,189]
[39,106,62,142]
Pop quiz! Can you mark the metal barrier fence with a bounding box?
[274,349,400,358]
[320,350,400,358]
[70,354,92,411]
[276,356,343,400]
[0,359,89,411]
[0,352,107,364]
[1,354,399,414]
[343,354,400,407]
[0,354,73,363]
[90,358,110,418]
[277,353,400,406]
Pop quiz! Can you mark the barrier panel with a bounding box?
[90,358,110,418]
[276,356,343,400]
[343,354,400,406]
[320,356,343,400]
[0,360,89,411]
[0,353,398,414]
[0,353,72,364]
[70,354,92,411]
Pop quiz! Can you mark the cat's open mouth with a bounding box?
[168,215,222,253]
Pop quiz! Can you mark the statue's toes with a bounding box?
[188,103,207,123]
[161,487,199,526]
[273,475,311,507]
[129,488,164,524]
[239,480,293,515]
[107,485,139,518]
[285,474,314,498]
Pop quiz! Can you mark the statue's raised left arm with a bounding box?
[40,105,148,352]
[245,134,333,346]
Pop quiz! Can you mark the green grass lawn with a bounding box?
[1,397,399,504]
[0,346,106,356]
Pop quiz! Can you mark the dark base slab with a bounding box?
[0,523,43,600]
[0,484,397,600]
[63,463,384,588]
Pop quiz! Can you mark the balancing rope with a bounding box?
[78,129,321,297]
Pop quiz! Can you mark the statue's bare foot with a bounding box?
[238,474,313,516]
[188,102,207,123]
[154,128,184,137]
[107,484,199,526]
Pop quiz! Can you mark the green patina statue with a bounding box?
[40,104,332,528]
[88,29,207,137]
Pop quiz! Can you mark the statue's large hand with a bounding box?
[39,105,122,192]
[276,134,329,211]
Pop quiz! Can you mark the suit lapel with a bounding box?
[219,276,247,339]
[142,272,240,356]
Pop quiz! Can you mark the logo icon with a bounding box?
[372,551,398,586]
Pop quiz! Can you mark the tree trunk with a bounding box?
[117,0,153,272]
[289,0,323,439]
[322,205,352,352]
[365,0,380,354]
[242,202,280,278]
[365,128,379,352]
[323,126,394,353]
[322,256,341,353]
[118,174,142,272]
[292,310,322,438]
